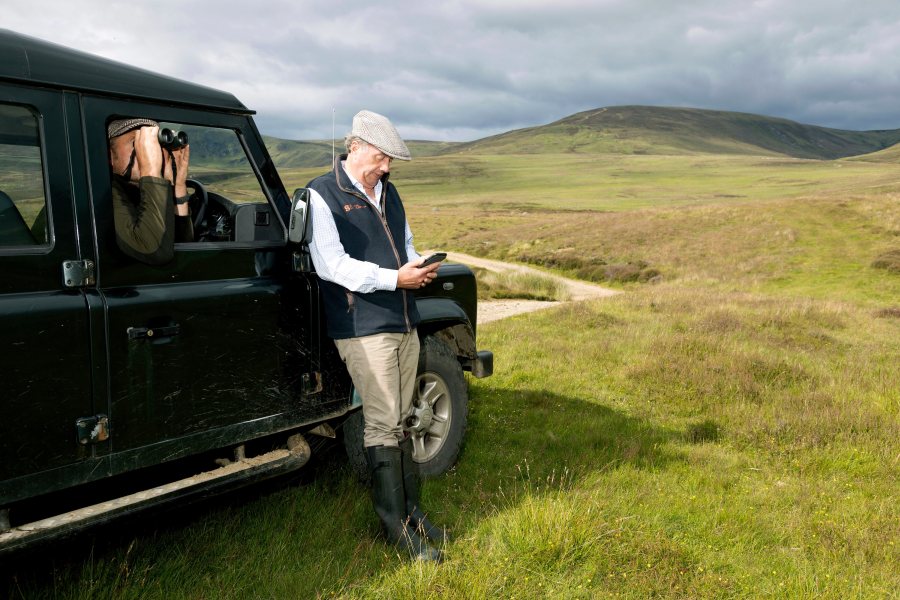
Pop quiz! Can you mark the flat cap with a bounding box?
[108,118,158,139]
[351,110,411,161]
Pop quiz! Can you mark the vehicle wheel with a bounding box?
[342,335,469,481]
[407,335,468,478]
[341,409,368,483]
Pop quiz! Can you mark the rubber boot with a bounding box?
[366,445,443,562]
[400,437,449,543]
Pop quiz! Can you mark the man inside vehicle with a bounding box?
[108,118,193,264]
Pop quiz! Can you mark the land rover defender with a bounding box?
[0,29,491,553]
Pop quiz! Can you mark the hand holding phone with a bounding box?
[420,252,446,267]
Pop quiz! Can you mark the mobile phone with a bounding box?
[420,252,447,267]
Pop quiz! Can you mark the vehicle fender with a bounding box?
[415,297,476,359]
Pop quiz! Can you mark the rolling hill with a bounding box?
[205,106,900,169]
[844,140,900,162]
[449,106,900,160]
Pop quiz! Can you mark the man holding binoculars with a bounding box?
[108,118,194,264]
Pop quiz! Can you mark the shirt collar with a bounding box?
[341,160,383,207]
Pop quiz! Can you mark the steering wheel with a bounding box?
[186,178,208,232]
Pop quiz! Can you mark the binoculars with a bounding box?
[158,128,188,150]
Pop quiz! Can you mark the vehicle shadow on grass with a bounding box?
[427,384,686,532]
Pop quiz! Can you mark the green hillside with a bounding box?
[844,140,900,162]
[262,136,461,169]
[449,106,900,159]
[196,106,900,168]
[261,136,334,169]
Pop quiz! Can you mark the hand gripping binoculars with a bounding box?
[158,128,188,150]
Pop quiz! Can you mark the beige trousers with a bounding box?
[334,330,420,448]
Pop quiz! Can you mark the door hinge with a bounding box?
[62,260,95,288]
[76,415,110,445]
[301,372,323,395]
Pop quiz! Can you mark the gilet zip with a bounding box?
[336,174,412,333]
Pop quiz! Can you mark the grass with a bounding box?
[408,188,900,306]
[7,285,894,598]
[395,153,900,210]
[4,146,900,598]
[472,267,570,301]
[276,153,900,213]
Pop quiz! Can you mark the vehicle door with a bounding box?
[0,86,96,505]
[82,98,327,468]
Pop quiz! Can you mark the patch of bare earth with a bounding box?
[445,252,621,324]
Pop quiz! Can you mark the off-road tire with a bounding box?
[342,335,469,481]
[341,409,368,482]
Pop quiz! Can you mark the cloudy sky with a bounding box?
[7,0,900,141]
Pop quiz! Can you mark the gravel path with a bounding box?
[444,252,621,324]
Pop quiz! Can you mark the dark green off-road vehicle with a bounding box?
[0,30,491,553]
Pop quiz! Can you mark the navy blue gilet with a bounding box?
[308,155,420,340]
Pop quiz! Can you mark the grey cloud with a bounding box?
[7,0,900,139]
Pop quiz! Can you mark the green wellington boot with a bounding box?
[366,445,443,562]
[400,437,450,543]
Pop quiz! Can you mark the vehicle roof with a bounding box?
[0,29,252,114]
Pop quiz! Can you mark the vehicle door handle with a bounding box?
[127,324,181,340]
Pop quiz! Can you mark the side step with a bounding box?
[0,435,311,554]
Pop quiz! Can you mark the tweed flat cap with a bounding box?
[108,118,158,139]
[351,110,411,161]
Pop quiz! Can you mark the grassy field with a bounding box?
[280,153,900,212]
[393,154,900,307]
[4,146,899,598]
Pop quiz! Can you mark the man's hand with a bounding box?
[165,144,191,198]
[397,259,440,289]
[134,126,163,180]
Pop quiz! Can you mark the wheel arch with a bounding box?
[416,297,477,361]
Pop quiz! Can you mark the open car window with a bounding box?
[160,122,284,244]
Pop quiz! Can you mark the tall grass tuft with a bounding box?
[871,248,900,273]
[473,267,571,301]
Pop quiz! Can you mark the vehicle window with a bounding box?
[0,104,47,246]
[160,122,283,244]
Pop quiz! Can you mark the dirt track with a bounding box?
[445,252,620,324]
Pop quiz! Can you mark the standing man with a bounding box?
[307,110,444,562]
[108,118,193,264]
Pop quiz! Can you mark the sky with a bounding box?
[7,0,900,141]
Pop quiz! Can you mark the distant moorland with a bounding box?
[261,105,900,169]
